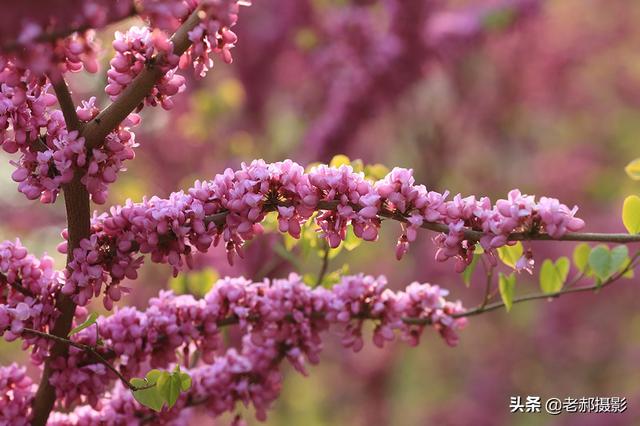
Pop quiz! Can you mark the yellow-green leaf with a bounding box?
[179,372,192,392]
[169,268,218,297]
[622,195,640,234]
[497,242,523,269]
[462,254,479,287]
[329,155,350,168]
[364,163,390,180]
[539,257,570,294]
[498,272,516,312]
[68,312,98,337]
[351,159,364,173]
[625,158,640,180]
[572,243,591,274]
[158,372,181,408]
[132,370,165,412]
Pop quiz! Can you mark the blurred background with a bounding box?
[2,0,640,424]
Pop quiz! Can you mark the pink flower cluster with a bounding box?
[0,63,68,202]
[106,0,242,109]
[58,160,584,308]
[181,0,240,77]
[0,240,61,363]
[10,273,464,420]
[76,98,140,204]
[106,26,185,109]
[2,1,247,206]
[0,59,139,204]
[6,25,100,78]
[0,363,35,426]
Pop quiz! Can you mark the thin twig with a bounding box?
[403,252,640,325]
[1,272,36,297]
[22,328,151,392]
[315,242,330,287]
[480,263,494,309]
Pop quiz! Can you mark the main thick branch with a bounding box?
[30,9,207,423]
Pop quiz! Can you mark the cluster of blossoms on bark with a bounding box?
[1,238,466,423]
[53,160,585,310]
[0,0,241,204]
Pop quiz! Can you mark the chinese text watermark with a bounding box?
[509,396,627,415]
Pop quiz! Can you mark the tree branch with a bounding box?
[22,328,148,392]
[403,253,640,325]
[31,172,91,426]
[0,272,35,297]
[82,7,203,151]
[50,75,81,132]
[315,242,330,287]
[204,199,640,244]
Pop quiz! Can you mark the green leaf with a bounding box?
[158,371,181,408]
[611,245,630,273]
[302,273,316,286]
[572,243,591,274]
[169,268,218,297]
[68,312,98,337]
[588,245,629,281]
[625,158,640,180]
[498,272,516,312]
[131,370,165,412]
[588,246,611,281]
[329,154,350,168]
[326,244,343,260]
[283,233,299,251]
[539,257,570,294]
[497,242,523,269]
[350,159,364,174]
[463,254,479,287]
[320,264,349,287]
[364,164,390,180]
[179,372,192,392]
[622,195,640,234]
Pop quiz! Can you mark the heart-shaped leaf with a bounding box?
[622,195,640,234]
[611,245,630,274]
[158,371,181,409]
[588,245,629,281]
[497,242,523,269]
[131,370,165,412]
[498,272,516,312]
[539,257,570,294]
[572,243,591,274]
